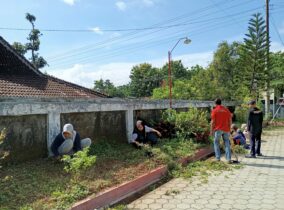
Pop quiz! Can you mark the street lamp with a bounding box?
[168,37,191,108]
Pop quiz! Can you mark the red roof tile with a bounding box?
[0,36,108,98]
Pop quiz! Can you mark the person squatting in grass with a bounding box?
[131,120,162,149]
[230,124,249,149]
[51,123,92,157]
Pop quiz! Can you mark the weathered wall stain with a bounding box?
[0,114,47,163]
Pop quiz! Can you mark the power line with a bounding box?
[47,15,250,69]
[271,14,284,46]
[46,0,234,61]
[47,4,263,65]
[47,6,263,67]
[46,0,257,61]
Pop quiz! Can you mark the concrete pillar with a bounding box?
[125,109,134,143]
[47,112,61,156]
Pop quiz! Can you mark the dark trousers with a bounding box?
[131,132,158,149]
[250,132,261,156]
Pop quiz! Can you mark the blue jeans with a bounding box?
[213,130,231,161]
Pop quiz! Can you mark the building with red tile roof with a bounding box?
[0,36,107,98]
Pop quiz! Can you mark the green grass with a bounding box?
[171,160,244,183]
[0,138,200,210]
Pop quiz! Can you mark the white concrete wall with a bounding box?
[0,97,237,155]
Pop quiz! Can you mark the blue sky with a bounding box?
[1,0,284,87]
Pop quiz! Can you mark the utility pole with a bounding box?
[265,0,270,118]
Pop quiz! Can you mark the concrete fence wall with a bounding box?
[0,97,236,162]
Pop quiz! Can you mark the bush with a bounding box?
[234,105,248,123]
[62,147,96,182]
[162,108,210,143]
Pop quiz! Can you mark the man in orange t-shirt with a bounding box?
[211,98,232,162]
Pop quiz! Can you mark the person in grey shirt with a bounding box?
[131,120,161,148]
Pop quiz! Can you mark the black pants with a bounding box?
[131,132,158,149]
[250,132,261,156]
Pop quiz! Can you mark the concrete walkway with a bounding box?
[128,128,284,210]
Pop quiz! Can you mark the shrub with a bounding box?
[162,108,210,143]
[234,105,248,123]
[62,147,96,182]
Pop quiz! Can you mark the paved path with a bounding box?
[128,128,284,210]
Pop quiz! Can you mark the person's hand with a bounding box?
[55,155,62,161]
[135,142,143,147]
[156,131,162,137]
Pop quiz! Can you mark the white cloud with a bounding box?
[270,41,284,52]
[115,0,156,11]
[62,0,77,6]
[91,27,104,35]
[47,62,135,88]
[116,1,127,11]
[46,51,213,88]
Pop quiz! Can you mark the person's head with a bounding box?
[62,123,74,139]
[215,98,222,105]
[248,100,256,108]
[241,123,247,131]
[231,124,238,131]
[136,120,144,131]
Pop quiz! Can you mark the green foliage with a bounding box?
[51,184,89,210]
[235,105,249,123]
[129,63,162,97]
[162,108,210,143]
[210,41,243,100]
[175,108,207,139]
[12,13,47,69]
[0,128,8,164]
[240,13,267,98]
[62,147,96,176]
[107,205,128,210]
[172,160,243,183]
[161,60,190,80]
[12,42,27,55]
[270,52,284,98]
[232,145,247,155]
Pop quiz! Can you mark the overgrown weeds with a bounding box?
[0,138,199,210]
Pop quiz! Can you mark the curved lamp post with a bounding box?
[168,37,191,108]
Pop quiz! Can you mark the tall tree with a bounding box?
[129,63,162,97]
[93,79,130,98]
[25,13,48,69]
[210,41,243,100]
[270,52,284,98]
[12,13,47,69]
[161,60,189,80]
[240,13,267,99]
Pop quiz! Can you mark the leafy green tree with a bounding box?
[161,60,190,80]
[188,65,205,79]
[12,13,47,69]
[129,63,162,97]
[12,42,27,55]
[240,13,267,99]
[270,51,284,98]
[93,79,131,98]
[25,13,48,69]
[115,84,131,98]
[210,41,243,100]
